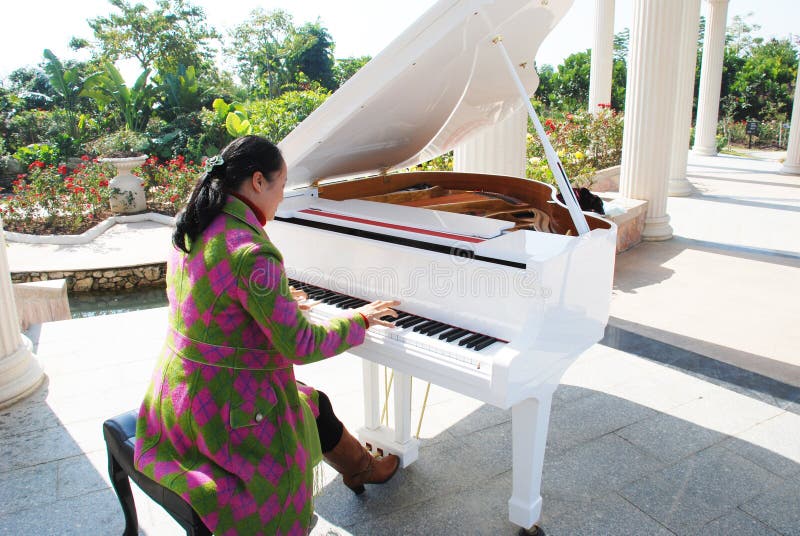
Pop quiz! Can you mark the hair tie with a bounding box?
[204,155,224,173]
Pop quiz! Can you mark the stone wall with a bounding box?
[10,263,167,292]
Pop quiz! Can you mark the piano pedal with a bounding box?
[519,525,544,536]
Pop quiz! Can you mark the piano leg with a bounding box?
[508,391,555,532]
[357,360,420,468]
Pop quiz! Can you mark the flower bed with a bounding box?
[0,155,202,235]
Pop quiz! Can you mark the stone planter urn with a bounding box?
[100,155,148,214]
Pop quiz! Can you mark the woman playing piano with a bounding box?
[134,135,400,534]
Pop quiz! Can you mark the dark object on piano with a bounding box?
[103,410,212,536]
[557,187,605,215]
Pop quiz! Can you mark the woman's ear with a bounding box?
[251,171,266,192]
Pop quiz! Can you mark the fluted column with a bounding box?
[669,0,702,196]
[619,0,682,241]
[588,0,616,114]
[454,108,527,178]
[692,0,730,156]
[780,66,800,175]
[0,219,44,408]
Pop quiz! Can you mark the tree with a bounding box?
[42,50,86,140]
[334,56,371,88]
[730,38,798,120]
[6,67,54,110]
[87,0,219,73]
[285,22,336,91]
[226,8,295,98]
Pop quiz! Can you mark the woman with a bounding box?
[134,136,401,535]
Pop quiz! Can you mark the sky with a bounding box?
[1,0,798,81]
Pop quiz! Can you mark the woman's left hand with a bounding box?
[290,285,319,311]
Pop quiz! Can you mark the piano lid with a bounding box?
[279,0,572,191]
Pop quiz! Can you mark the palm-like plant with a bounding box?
[42,49,85,141]
[82,62,154,132]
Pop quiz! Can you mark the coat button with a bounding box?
[255,413,264,423]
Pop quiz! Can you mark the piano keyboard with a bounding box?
[288,279,505,370]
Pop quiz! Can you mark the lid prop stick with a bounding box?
[493,36,591,236]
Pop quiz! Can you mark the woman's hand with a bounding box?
[355,300,401,328]
[290,286,319,311]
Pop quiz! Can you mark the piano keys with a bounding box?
[270,0,615,532]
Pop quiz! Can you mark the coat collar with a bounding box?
[222,195,267,236]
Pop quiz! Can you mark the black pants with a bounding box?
[316,389,344,453]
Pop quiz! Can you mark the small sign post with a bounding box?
[746,120,759,149]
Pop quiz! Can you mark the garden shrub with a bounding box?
[84,129,150,157]
[248,89,330,142]
[13,143,60,167]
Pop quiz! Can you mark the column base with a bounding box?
[691,145,718,157]
[642,215,673,241]
[779,162,800,175]
[0,334,45,409]
[668,177,693,196]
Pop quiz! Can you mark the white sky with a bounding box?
[1,0,797,81]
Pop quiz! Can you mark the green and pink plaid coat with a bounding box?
[134,196,367,535]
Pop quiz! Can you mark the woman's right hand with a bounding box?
[355,300,401,328]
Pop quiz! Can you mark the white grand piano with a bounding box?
[270,0,617,532]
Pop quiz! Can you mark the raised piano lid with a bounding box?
[278,0,572,190]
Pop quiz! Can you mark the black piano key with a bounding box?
[465,334,492,349]
[325,295,352,305]
[438,327,461,340]
[337,298,361,309]
[392,312,412,321]
[424,324,450,336]
[379,314,398,322]
[397,316,425,328]
[419,321,447,334]
[473,337,499,351]
[458,333,483,347]
[444,329,471,342]
[412,320,438,333]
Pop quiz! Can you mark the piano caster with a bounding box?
[519,525,544,536]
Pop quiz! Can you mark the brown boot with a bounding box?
[323,428,400,495]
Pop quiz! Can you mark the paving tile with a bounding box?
[615,412,727,464]
[0,462,58,516]
[542,433,664,502]
[546,391,656,452]
[718,412,800,478]
[0,489,123,536]
[690,509,780,536]
[0,424,84,473]
[544,492,674,536]
[666,388,784,437]
[620,445,785,534]
[57,450,110,499]
[741,478,800,536]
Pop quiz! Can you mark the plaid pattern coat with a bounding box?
[134,197,367,535]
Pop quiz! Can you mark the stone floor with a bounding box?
[1,151,800,535]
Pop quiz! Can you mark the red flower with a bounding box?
[99,179,109,187]
[57,165,68,175]
[29,160,45,170]
[170,194,179,203]
[566,113,574,121]
[80,155,90,161]
[17,174,26,180]
[73,186,85,194]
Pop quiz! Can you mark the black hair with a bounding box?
[172,135,284,253]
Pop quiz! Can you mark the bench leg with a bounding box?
[107,447,139,536]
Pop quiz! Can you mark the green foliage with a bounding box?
[41,49,88,153]
[87,0,220,72]
[156,64,208,120]
[6,67,54,110]
[225,111,253,137]
[84,129,149,156]
[137,154,202,214]
[730,38,798,120]
[247,89,330,142]
[334,56,371,87]
[286,22,336,91]
[81,62,154,131]
[13,143,60,167]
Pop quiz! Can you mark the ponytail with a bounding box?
[171,136,284,253]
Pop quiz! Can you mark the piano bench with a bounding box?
[102,410,211,536]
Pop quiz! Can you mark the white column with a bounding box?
[0,219,44,408]
[454,108,527,178]
[692,0,730,156]
[619,0,683,241]
[588,0,616,114]
[669,0,702,196]
[780,66,800,175]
